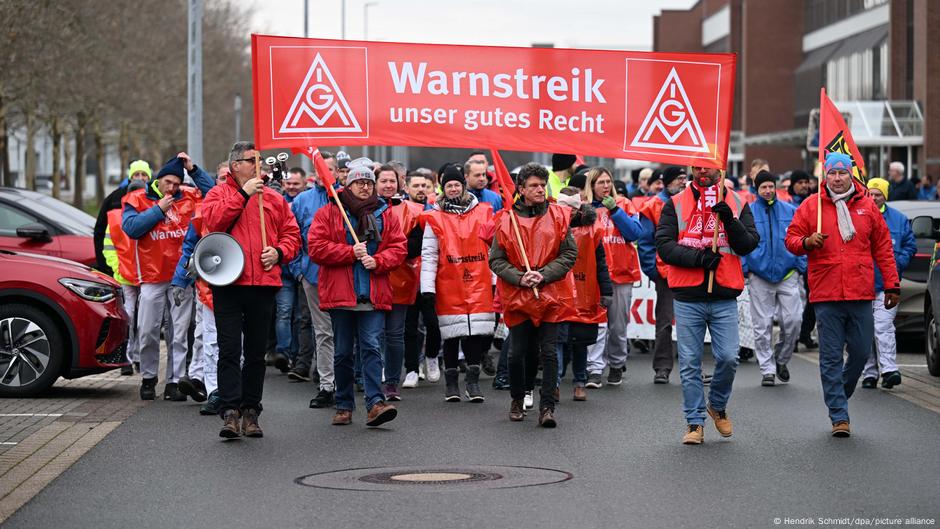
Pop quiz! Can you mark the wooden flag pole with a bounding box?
[254,153,267,248]
[508,209,540,300]
[817,171,823,233]
[706,172,725,294]
[327,184,361,245]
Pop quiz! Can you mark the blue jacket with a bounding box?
[745,196,807,283]
[121,167,214,239]
[470,187,503,213]
[636,191,670,280]
[170,223,201,289]
[289,185,333,284]
[874,205,917,292]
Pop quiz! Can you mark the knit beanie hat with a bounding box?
[662,166,686,187]
[824,152,853,173]
[345,157,376,185]
[754,170,777,189]
[647,169,664,187]
[128,160,152,180]
[867,177,889,199]
[551,153,577,172]
[156,157,185,180]
[439,163,466,188]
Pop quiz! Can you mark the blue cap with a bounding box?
[824,152,853,173]
[156,157,185,179]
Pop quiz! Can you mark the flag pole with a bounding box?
[254,153,267,248]
[817,171,823,233]
[327,183,361,245]
[490,148,539,299]
[302,146,361,245]
[706,170,725,294]
[508,209,539,299]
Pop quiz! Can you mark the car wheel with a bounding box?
[0,304,64,397]
[927,303,940,377]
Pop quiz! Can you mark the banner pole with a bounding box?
[254,153,267,248]
[706,171,725,294]
[328,183,361,246]
[817,173,823,233]
[508,209,540,300]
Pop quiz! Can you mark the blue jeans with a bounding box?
[330,309,386,411]
[381,304,408,385]
[814,301,873,424]
[555,323,587,386]
[274,276,298,359]
[674,299,739,425]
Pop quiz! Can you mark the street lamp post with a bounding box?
[234,93,242,142]
[187,0,203,166]
[363,1,377,159]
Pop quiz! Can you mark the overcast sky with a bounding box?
[248,0,695,50]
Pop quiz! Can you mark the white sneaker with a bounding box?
[402,371,419,388]
[418,365,426,380]
[523,391,534,410]
[426,357,441,382]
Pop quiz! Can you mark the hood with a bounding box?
[0,250,119,286]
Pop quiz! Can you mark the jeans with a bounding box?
[293,281,315,375]
[556,323,588,386]
[330,309,386,411]
[674,299,739,425]
[381,304,408,385]
[815,301,873,424]
[211,285,278,415]
[509,321,559,411]
[274,275,298,359]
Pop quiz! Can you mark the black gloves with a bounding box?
[711,202,734,225]
[697,249,722,271]
[422,292,436,305]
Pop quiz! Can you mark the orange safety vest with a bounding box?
[389,200,424,306]
[636,196,669,279]
[106,208,140,286]
[495,204,576,327]
[666,187,745,291]
[424,203,495,316]
[189,212,214,312]
[595,195,641,284]
[122,186,200,284]
[567,223,606,325]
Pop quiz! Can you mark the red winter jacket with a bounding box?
[784,180,898,303]
[201,177,300,288]
[308,202,407,311]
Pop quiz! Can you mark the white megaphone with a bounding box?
[190,232,245,286]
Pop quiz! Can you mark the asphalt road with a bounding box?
[5,351,940,529]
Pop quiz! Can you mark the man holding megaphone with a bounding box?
[202,141,301,440]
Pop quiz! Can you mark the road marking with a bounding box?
[0,414,64,417]
[0,442,17,445]
[896,364,928,368]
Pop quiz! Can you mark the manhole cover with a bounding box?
[296,465,572,491]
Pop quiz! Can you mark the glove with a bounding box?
[711,202,734,225]
[170,285,187,307]
[421,292,436,306]
[601,195,618,212]
[600,295,613,308]
[697,249,722,271]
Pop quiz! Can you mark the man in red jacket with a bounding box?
[201,141,300,440]
[785,152,899,438]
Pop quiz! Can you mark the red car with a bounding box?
[0,187,96,266]
[0,250,128,397]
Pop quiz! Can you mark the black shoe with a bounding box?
[264,352,275,366]
[881,371,902,389]
[177,376,207,402]
[653,369,670,384]
[799,338,818,350]
[133,361,140,373]
[273,353,290,373]
[738,348,754,362]
[444,368,461,402]
[702,372,713,385]
[287,367,311,382]
[163,383,187,401]
[464,365,485,402]
[761,374,776,387]
[120,364,134,376]
[585,373,604,389]
[200,390,221,415]
[311,371,320,385]
[139,377,157,400]
[458,360,468,373]
[775,362,790,383]
[607,367,624,386]
[309,389,335,408]
[861,377,878,389]
[492,375,510,390]
[481,353,496,376]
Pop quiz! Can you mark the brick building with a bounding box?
[654,0,939,181]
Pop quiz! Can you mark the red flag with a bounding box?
[574,155,586,166]
[489,149,516,207]
[819,88,866,180]
[291,145,336,189]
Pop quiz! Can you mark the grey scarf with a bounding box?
[826,183,856,242]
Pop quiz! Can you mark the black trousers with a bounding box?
[508,321,559,411]
[443,335,486,370]
[211,285,278,416]
[652,276,676,372]
[799,273,817,342]
[404,294,441,372]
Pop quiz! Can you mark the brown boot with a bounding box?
[831,421,851,437]
[509,399,525,421]
[241,408,263,438]
[538,407,557,428]
[219,409,241,439]
[707,405,733,437]
[366,401,397,427]
[573,386,587,401]
[682,424,704,445]
[332,409,352,425]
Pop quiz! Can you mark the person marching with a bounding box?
[201,142,300,439]
[121,153,213,401]
[555,187,612,401]
[308,159,407,428]
[785,153,899,437]
[636,166,687,383]
[861,178,916,390]
[421,163,496,402]
[745,170,807,387]
[656,165,759,445]
[490,163,578,427]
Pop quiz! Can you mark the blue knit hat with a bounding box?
[824,152,853,173]
[156,157,185,180]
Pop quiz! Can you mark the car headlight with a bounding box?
[59,278,117,302]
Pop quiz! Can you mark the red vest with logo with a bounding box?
[389,201,425,306]
[568,224,606,325]
[106,208,139,286]
[495,204,576,327]
[122,186,200,284]
[595,195,641,284]
[424,203,495,316]
[666,187,745,291]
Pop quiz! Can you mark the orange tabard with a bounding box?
[495,204,576,327]
[424,203,495,316]
[635,196,669,279]
[106,208,140,286]
[389,201,424,305]
[568,224,606,325]
[595,196,640,284]
[190,212,214,312]
[122,186,200,284]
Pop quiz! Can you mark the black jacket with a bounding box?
[655,187,760,302]
[888,178,918,201]
[93,185,129,276]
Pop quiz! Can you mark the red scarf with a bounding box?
[677,181,728,250]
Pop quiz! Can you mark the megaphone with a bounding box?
[190,232,245,286]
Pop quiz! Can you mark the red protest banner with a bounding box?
[252,35,737,169]
[819,87,866,181]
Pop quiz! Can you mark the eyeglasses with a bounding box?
[233,158,256,164]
